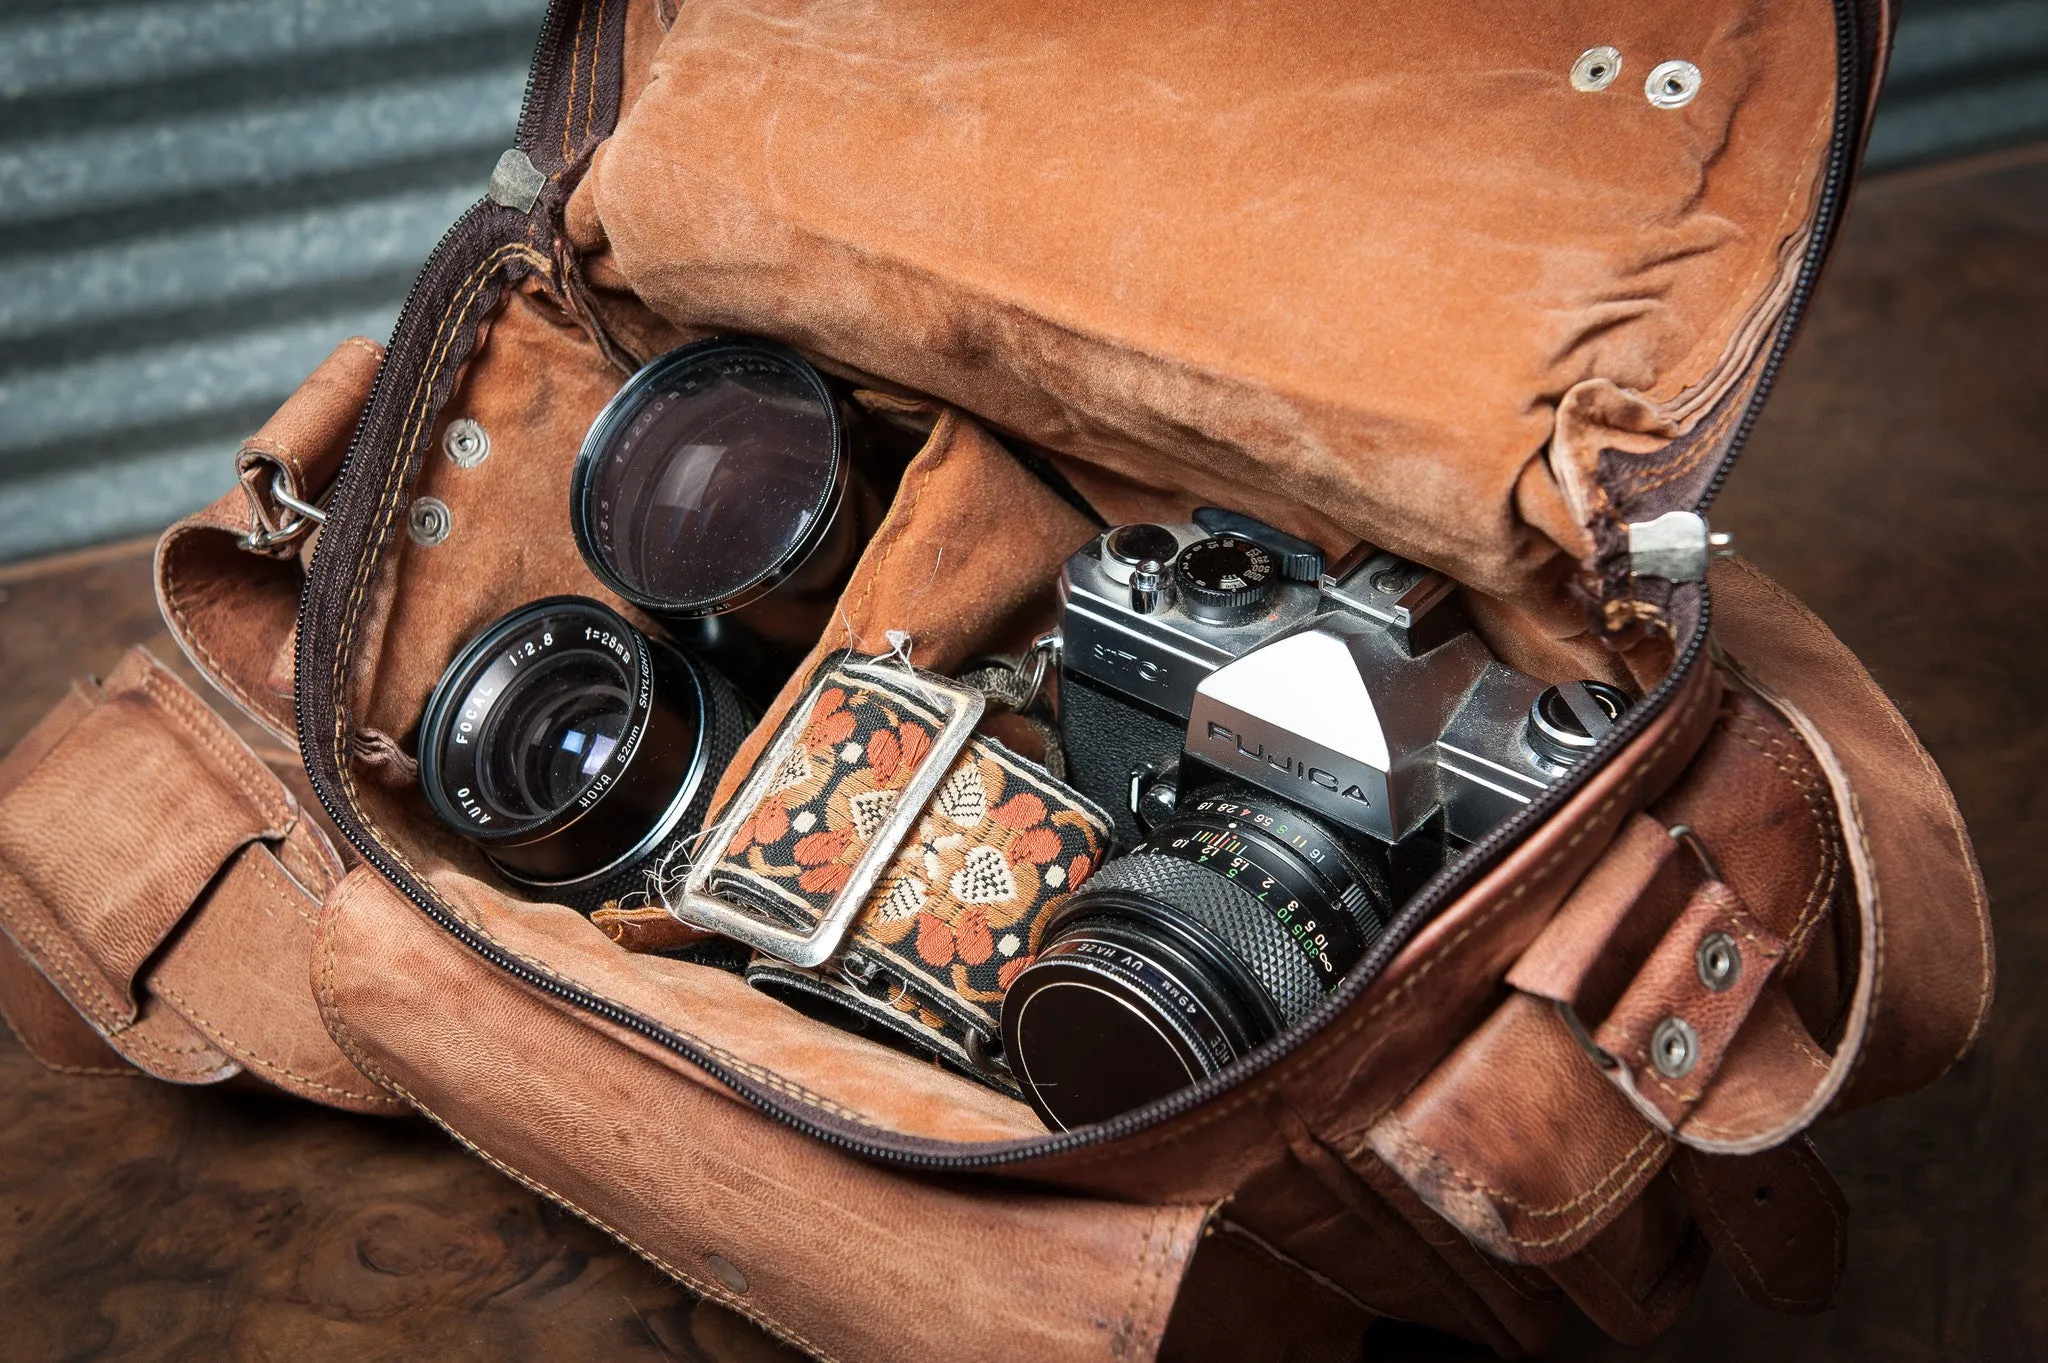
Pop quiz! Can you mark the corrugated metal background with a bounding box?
[2,0,2044,564]
[0,0,545,562]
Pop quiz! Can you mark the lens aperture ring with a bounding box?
[1137,821,1365,985]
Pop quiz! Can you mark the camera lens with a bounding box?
[571,337,855,619]
[416,596,750,910]
[1000,788,1388,1130]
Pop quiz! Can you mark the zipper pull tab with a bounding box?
[1627,511,1734,583]
[487,149,545,213]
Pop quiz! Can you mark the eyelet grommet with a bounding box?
[1646,60,1702,109]
[407,496,453,546]
[1571,46,1623,92]
[443,418,490,467]
[1651,1016,1700,1078]
[1696,931,1741,992]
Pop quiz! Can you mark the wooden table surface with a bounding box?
[2,144,2044,1360]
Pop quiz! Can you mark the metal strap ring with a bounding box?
[238,467,329,551]
[269,470,328,527]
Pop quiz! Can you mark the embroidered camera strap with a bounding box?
[698,655,1111,1093]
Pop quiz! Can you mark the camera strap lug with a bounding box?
[1626,511,1735,584]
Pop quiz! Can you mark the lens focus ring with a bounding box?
[545,652,751,913]
[1073,853,1329,1026]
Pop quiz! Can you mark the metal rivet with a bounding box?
[407,496,452,546]
[1696,931,1741,992]
[443,418,490,467]
[1646,60,1701,109]
[1372,568,1417,596]
[1651,1016,1699,1078]
[706,1253,748,1294]
[1571,46,1622,92]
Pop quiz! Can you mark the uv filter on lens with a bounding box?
[571,337,849,618]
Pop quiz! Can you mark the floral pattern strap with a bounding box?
[705,656,1112,1094]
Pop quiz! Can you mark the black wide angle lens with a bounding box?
[571,337,852,618]
[999,788,1388,1131]
[416,596,749,909]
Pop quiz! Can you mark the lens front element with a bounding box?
[573,338,848,618]
[417,597,749,907]
[478,649,633,821]
[1000,787,1388,1130]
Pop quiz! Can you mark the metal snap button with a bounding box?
[1696,931,1741,992]
[706,1253,748,1293]
[1650,1016,1699,1078]
[1646,60,1702,109]
[443,418,490,467]
[407,496,453,546]
[1571,46,1623,92]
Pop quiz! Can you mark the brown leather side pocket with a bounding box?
[1355,554,1989,1324]
[1364,686,1846,1262]
[0,648,399,1112]
[0,649,295,1027]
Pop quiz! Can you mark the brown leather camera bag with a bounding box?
[0,2,1993,1357]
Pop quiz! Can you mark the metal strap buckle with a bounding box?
[670,660,986,968]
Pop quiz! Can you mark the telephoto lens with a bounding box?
[571,336,872,626]
[416,596,750,911]
[999,787,1389,1130]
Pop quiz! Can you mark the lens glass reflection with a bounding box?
[587,353,837,612]
[477,652,632,820]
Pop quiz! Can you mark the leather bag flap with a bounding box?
[588,0,1869,620]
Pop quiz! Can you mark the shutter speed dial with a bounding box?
[1175,536,1277,622]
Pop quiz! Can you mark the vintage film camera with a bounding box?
[999,511,1629,1129]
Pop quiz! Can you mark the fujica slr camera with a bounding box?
[998,510,1630,1130]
